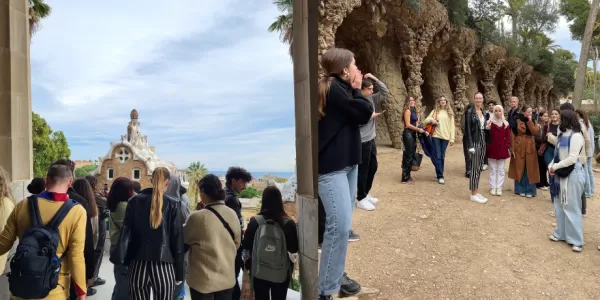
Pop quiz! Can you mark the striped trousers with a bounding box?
[129,260,176,300]
[469,133,486,191]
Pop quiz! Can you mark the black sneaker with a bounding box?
[340,272,361,295]
[319,295,333,300]
[348,230,360,242]
[92,277,106,287]
[87,287,97,296]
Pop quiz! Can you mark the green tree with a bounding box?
[553,49,578,96]
[560,0,600,41]
[187,161,208,208]
[268,0,293,57]
[29,0,51,37]
[32,112,71,177]
[75,164,97,177]
[239,186,261,199]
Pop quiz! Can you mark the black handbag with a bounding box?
[411,152,423,172]
[553,134,582,178]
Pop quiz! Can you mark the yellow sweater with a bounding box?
[184,202,241,294]
[0,197,87,300]
[0,197,15,275]
[424,109,456,143]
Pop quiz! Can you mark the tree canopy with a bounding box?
[32,112,71,177]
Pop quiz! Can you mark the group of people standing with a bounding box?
[317,46,599,300]
[0,161,299,300]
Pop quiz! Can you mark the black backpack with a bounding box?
[8,196,77,299]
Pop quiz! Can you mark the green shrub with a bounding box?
[239,187,262,198]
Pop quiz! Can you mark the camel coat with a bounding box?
[509,119,540,183]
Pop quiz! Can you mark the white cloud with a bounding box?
[32,0,296,172]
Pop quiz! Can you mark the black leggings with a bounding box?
[401,129,417,181]
[253,277,290,300]
[537,154,549,187]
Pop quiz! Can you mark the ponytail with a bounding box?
[150,167,170,229]
[318,76,333,119]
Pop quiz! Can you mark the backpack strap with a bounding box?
[27,196,43,228]
[204,206,235,241]
[254,215,265,226]
[47,199,77,231]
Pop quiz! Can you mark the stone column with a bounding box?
[293,0,318,299]
[0,0,33,202]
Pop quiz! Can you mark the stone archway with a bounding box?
[0,0,33,202]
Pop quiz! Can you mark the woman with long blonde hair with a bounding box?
[424,95,455,184]
[317,48,372,300]
[116,167,185,300]
[0,167,15,275]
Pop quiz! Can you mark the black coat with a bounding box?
[122,188,185,281]
[463,105,491,149]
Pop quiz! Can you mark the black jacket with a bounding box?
[225,187,243,230]
[67,188,96,280]
[318,75,373,174]
[122,188,185,281]
[463,105,490,149]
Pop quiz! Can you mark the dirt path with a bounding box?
[345,142,600,300]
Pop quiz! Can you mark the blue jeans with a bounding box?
[112,264,130,300]
[318,165,358,296]
[585,157,595,197]
[514,167,537,196]
[432,138,449,179]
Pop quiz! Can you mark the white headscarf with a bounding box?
[490,105,508,127]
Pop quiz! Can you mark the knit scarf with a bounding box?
[550,131,572,205]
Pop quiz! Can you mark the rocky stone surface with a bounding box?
[320,0,560,147]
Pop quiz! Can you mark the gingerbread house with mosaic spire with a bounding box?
[92,109,188,189]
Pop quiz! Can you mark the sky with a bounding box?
[31,0,295,172]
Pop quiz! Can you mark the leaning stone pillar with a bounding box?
[0,0,33,202]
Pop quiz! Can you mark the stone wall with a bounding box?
[321,0,559,146]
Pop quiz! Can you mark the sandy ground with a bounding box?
[344,142,600,300]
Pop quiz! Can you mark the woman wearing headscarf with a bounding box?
[166,174,190,300]
[486,105,511,196]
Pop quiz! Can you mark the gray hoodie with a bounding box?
[166,175,190,219]
[359,77,389,142]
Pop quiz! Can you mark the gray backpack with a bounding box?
[251,215,290,283]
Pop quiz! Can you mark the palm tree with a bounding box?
[29,0,51,37]
[268,0,293,57]
[187,161,208,209]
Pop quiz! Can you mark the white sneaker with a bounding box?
[470,194,488,203]
[438,178,445,184]
[496,188,503,196]
[482,164,488,171]
[366,194,379,204]
[476,193,488,202]
[490,188,497,196]
[357,199,376,211]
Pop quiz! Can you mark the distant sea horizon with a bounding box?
[209,170,294,179]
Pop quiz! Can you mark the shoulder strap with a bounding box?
[205,206,235,241]
[47,199,77,230]
[254,215,265,226]
[27,196,43,228]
